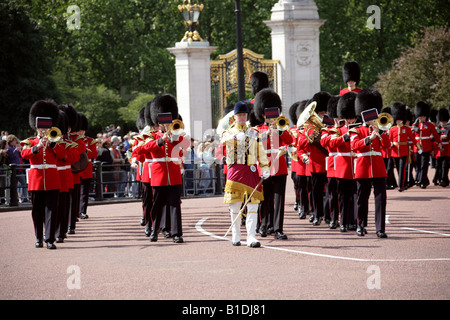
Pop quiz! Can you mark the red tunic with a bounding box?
[389,125,416,158]
[350,125,388,179]
[138,131,189,187]
[327,126,356,180]
[339,87,362,96]
[21,137,66,191]
[413,121,440,153]
[295,127,311,176]
[256,123,293,176]
[80,136,97,180]
[320,126,338,178]
[69,133,87,185]
[56,140,79,192]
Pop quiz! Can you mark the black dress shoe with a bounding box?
[298,209,306,219]
[249,241,261,248]
[56,237,64,243]
[294,202,298,211]
[47,242,57,249]
[232,241,241,246]
[274,232,288,240]
[309,215,315,222]
[35,240,43,248]
[164,230,172,238]
[259,227,267,237]
[80,213,89,219]
[377,231,388,238]
[398,187,404,192]
[312,217,322,225]
[173,236,184,243]
[150,232,158,242]
[267,227,274,235]
[329,221,339,229]
[357,226,365,236]
[140,218,145,226]
[420,184,427,189]
[340,225,347,232]
[67,229,75,235]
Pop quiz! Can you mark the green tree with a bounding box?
[376,25,450,109]
[0,1,61,137]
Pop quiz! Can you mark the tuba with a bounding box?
[375,112,394,131]
[46,127,62,143]
[275,115,290,131]
[296,101,325,132]
[216,110,235,136]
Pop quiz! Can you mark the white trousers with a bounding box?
[229,202,259,246]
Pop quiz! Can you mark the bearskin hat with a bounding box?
[250,71,269,96]
[405,107,414,124]
[56,110,69,135]
[391,102,407,123]
[307,91,331,113]
[438,108,450,122]
[337,91,357,120]
[150,94,178,125]
[414,101,431,118]
[430,108,438,123]
[343,61,361,85]
[29,99,60,131]
[58,103,78,132]
[143,99,155,127]
[136,107,146,131]
[355,88,383,121]
[254,88,282,122]
[295,100,309,120]
[327,95,340,119]
[78,112,88,131]
[289,101,301,124]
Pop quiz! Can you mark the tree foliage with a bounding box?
[376,25,450,109]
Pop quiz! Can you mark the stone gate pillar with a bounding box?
[264,0,325,114]
[167,41,217,139]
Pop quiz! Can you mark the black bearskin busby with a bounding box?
[355,88,383,122]
[414,101,431,118]
[295,100,309,120]
[337,91,357,120]
[289,101,301,124]
[438,108,450,123]
[430,108,438,124]
[250,71,269,96]
[391,102,407,123]
[144,99,155,127]
[58,103,78,132]
[79,112,88,131]
[136,107,146,131]
[150,94,179,126]
[343,61,361,85]
[327,95,340,119]
[254,88,282,123]
[56,110,69,135]
[29,100,60,131]
[307,91,331,113]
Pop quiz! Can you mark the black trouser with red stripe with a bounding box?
[260,174,287,233]
[31,189,59,243]
[337,178,356,226]
[142,182,153,233]
[311,172,327,219]
[151,185,182,237]
[356,177,386,233]
[391,156,407,189]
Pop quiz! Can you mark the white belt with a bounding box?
[356,151,382,157]
[264,149,279,154]
[145,159,153,163]
[151,157,179,163]
[442,142,449,145]
[416,136,431,140]
[57,165,71,171]
[329,152,355,157]
[30,164,57,169]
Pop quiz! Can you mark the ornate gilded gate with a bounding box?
[211,48,279,128]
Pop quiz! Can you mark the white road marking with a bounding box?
[195,218,450,262]
[401,227,450,237]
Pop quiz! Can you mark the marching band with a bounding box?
[21,64,449,250]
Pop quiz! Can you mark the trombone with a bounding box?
[375,112,394,131]
[168,119,185,142]
[275,115,290,131]
[46,127,62,143]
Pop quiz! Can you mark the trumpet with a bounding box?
[275,115,290,131]
[46,127,62,143]
[168,119,185,142]
[375,112,394,131]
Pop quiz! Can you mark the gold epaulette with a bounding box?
[20,138,34,148]
[348,128,359,135]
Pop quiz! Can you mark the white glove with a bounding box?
[235,132,245,141]
[417,149,423,155]
[262,171,270,179]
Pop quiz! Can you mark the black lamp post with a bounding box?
[178,0,204,42]
[235,0,245,102]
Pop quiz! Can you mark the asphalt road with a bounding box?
[1,174,449,306]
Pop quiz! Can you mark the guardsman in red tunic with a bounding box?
[320,95,341,229]
[54,110,79,243]
[328,92,358,232]
[350,89,388,238]
[435,108,450,187]
[298,92,331,226]
[138,94,190,243]
[78,113,97,219]
[254,89,293,239]
[412,101,440,188]
[21,100,66,249]
[389,102,419,192]
[339,61,362,96]
[288,102,301,214]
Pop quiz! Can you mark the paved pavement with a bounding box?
[1,173,449,306]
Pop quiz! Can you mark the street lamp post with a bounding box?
[235,0,245,102]
[178,0,204,42]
